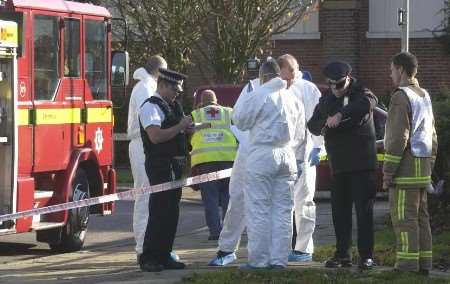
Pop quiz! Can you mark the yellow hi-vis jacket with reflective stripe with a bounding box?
[190,105,237,167]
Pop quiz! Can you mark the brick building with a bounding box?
[187,0,450,98]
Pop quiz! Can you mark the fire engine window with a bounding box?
[64,19,81,77]
[85,20,107,100]
[33,15,59,101]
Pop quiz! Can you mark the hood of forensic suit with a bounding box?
[133,67,157,91]
[260,77,287,93]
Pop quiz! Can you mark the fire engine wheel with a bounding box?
[49,168,90,253]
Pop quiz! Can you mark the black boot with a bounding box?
[325,256,352,268]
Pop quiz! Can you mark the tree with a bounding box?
[101,0,319,82]
[107,0,206,73]
[435,0,450,53]
[195,0,320,83]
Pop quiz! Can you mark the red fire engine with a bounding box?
[0,0,129,252]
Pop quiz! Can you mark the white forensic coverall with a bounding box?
[127,67,157,255]
[217,79,259,253]
[233,77,305,267]
[290,72,323,254]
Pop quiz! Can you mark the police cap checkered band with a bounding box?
[159,68,187,92]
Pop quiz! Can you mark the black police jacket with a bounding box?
[307,79,378,174]
[139,96,187,160]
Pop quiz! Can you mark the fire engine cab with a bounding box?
[0,0,129,252]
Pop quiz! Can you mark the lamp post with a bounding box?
[398,0,410,52]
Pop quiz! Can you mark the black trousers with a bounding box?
[141,158,183,265]
[331,170,376,260]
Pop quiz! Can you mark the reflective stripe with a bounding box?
[377,153,385,161]
[397,252,419,260]
[398,190,405,221]
[18,109,29,125]
[320,153,385,161]
[35,108,81,125]
[211,124,232,129]
[87,107,112,123]
[405,232,409,253]
[385,153,402,163]
[400,231,408,252]
[18,107,111,125]
[419,251,432,258]
[191,146,237,156]
[394,176,431,184]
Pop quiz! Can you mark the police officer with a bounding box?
[190,89,237,240]
[307,61,378,270]
[127,55,167,260]
[138,68,192,272]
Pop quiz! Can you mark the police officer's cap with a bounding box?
[323,61,352,82]
[159,68,187,92]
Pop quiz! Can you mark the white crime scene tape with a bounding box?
[0,168,232,224]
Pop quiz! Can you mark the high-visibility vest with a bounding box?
[190,105,237,167]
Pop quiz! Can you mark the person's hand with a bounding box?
[326,112,342,128]
[382,173,393,191]
[195,122,211,130]
[308,148,321,166]
[179,115,193,130]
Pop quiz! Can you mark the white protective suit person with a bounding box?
[289,70,324,261]
[208,79,259,266]
[233,62,305,268]
[127,56,167,257]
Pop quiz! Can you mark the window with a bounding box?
[33,15,59,100]
[64,18,81,77]
[272,9,320,40]
[367,0,446,38]
[85,20,107,100]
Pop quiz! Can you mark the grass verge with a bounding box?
[181,268,448,284]
[181,228,450,283]
[116,167,133,184]
[313,227,450,268]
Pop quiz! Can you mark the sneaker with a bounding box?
[325,256,352,268]
[170,251,180,262]
[288,251,313,262]
[208,251,237,266]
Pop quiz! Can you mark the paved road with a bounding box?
[0,190,396,284]
[0,196,207,265]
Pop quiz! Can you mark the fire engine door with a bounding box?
[0,50,16,226]
[0,19,18,229]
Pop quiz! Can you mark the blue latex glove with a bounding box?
[296,160,304,178]
[308,148,321,166]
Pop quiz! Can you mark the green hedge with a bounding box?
[430,87,450,232]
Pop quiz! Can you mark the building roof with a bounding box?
[8,0,111,17]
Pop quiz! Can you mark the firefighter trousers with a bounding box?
[389,187,432,271]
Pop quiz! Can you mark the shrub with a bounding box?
[430,87,450,233]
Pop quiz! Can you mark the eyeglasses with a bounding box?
[327,77,347,90]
